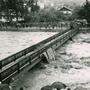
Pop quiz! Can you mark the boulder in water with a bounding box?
[0,84,10,90]
[20,87,24,90]
[69,63,83,69]
[51,82,67,90]
[41,85,53,90]
[60,64,73,70]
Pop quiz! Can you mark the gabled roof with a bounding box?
[59,6,72,11]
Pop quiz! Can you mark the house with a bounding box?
[59,6,72,15]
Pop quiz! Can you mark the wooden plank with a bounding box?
[1,29,68,67]
[0,28,79,82]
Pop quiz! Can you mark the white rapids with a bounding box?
[11,33,90,90]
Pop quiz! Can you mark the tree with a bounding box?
[70,6,81,20]
[38,8,58,22]
[27,0,35,7]
[0,0,6,18]
[0,0,28,22]
[76,0,90,23]
[27,0,40,12]
[83,0,90,23]
[23,0,40,23]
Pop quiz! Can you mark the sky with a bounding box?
[38,0,90,9]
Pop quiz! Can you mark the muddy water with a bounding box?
[12,33,90,90]
[0,31,57,60]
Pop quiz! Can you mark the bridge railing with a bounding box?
[0,21,80,83]
[0,29,70,68]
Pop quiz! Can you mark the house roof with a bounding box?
[59,6,72,11]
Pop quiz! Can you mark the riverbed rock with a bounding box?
[74,86,87,90]
[82,39,90,43]
[35,62,46,69]
[39,63,47,69]
[69,63,83,69]
[59,51,67,55]
[19,87,24,90]
[68,68,79,74]
[51,82,67,90]
[60,64,73,70]
[54,65,58,69]
[41,85,53,90]
[0,84,10,90]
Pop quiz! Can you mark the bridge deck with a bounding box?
[0,27,79,83]
[0,32,57,60]
[0,21,80,83]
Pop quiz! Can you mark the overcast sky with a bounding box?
[38,0,90,8]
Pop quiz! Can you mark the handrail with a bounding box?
[0,28,79,83]
[0,21,80,83]
[0,29,69,68]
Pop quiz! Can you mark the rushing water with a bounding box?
[0,31,57,60]
[12,33,90,90]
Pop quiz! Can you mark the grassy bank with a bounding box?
[0,27,68,32]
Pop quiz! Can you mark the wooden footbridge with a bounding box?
[0,22,80,84]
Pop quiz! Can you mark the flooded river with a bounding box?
[0,31,57,60]
[12,32,90,90]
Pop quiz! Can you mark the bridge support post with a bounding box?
[0,73,1,82]
[46,48,55,62]
[17,63,20,73]
[40,53,49,64]
[0,61,2,82]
